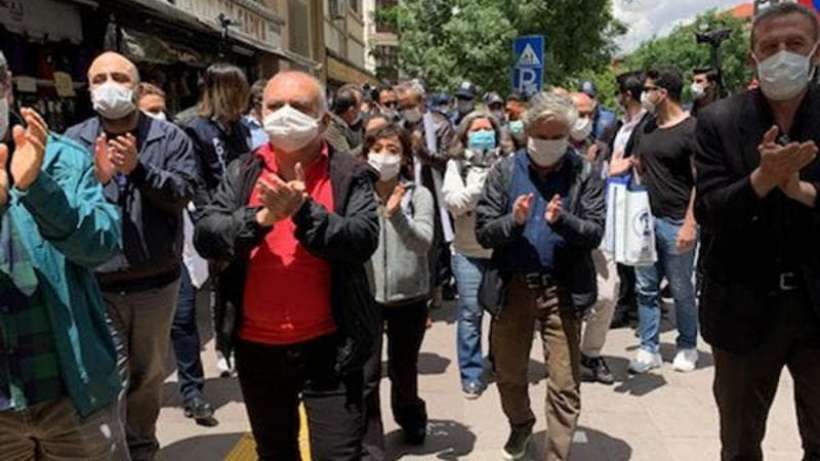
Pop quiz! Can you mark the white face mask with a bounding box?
[640,91,657,114]
[92,82,136,120]
[527,137,568,167]
[264,104,322,153]
[691,82,706,100]
[570,116,593,142]
[367,151,402,181]
[143,111,167,121]
[755,44,819,102]
[0,97,8,141]
[402,107,423,124]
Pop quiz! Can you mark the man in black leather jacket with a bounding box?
[695,5,820,460]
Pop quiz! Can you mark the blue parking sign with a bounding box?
[512,35,545,96]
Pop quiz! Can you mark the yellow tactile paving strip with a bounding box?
[225,404,311,461]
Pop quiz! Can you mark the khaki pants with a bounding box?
[490,277,582,461]
[0,398,123,461]
[104,279,180,461]
[713,290,820,461]
[581,250,618,357]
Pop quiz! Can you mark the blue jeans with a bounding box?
[452,253,489,388]
[635,217,698,353]
[171,266,206,402]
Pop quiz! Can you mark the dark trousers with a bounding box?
[614,263,637,317]
[171,266,206,401]
[362,300,429,461]
[235,336,364,461]
[713,290,820,461]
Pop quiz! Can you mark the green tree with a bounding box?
[621,10,754,97]
[383,0,625,94]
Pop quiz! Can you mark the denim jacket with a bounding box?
[2,135,122,417]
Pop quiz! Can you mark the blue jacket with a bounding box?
[64,114,197,292]
[2,134,122,417]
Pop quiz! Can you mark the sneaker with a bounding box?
[216,355,235,378]
[502,422,534,460]
[672,348,698,372]
[629,349,662,374]
[463,381,485,400]
[580,354,615,385]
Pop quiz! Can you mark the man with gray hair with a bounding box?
[195,70,379,460]
[476,91,605,460]
[63,51,197,461]
[696,4,820,459]
[395,79,457,309]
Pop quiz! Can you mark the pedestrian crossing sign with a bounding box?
[512,35,546,96]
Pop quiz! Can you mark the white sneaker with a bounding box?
[629,349,662,374]
[672,348,698,372]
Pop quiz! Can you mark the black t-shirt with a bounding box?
[633,116,697,220]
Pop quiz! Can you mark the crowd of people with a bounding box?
[0,3,819,461]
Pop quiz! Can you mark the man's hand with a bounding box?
[608,148,634,177]
[676,222,698,253]
[586,144,600,163]
[0,144,9,206]
[512,193,534,226]
[109,133,139,175]
[754,126,818,197]
[10,108,49,191]
[780,172,819,208]
[385,183,406,218]
[545,194,562,224]
[256,165,308,223]
[94,134,116,184]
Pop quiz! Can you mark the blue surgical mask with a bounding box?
[467,130,496,152]
[509,120,524,135]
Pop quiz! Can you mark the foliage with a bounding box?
[620,10,754,99]
[385,0,625,95]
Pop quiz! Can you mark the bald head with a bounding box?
[88,52,140,92]
[263,71,327,119]
[570,92,595,119]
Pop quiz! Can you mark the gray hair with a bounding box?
[752,3,820,46]
[395,80,427,101]
[455,110,503,145]
[522,91,578,131]
[0,51,8,83]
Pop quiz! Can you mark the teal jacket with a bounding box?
[2,134,122,417]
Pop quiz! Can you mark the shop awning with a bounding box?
[327,54,379,86]
[0,0,84,43]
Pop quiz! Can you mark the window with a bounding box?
[288,0,311,57]
[375,45,399,81]
[376,0,397,34]
[350,0,360,14]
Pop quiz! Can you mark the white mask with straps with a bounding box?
[528,137,568,167]
[367,151,402,181]
[755,42,820,101]
[92,82,137,120]
[264,104,322,153]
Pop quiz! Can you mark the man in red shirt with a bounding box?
[195,71,379,460]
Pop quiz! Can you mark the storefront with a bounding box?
[326,51,379,91]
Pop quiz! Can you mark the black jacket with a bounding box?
[695,86,820,354]
[64,114,197,291]
[476,150,606,315]
[182,116,252,215]
[193,145,380,375]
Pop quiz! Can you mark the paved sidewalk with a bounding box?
[155,301,802,461]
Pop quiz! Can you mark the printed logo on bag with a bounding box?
[633,211,652,237]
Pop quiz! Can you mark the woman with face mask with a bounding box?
[441,111,505,399]
[360,123,435,457]
[474,91,605,461]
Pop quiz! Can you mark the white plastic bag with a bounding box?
[603,175,657,267]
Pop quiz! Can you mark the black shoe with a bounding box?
[580,354,615,385]
[183,396,214,420]
[403,424,427,445]
[502,422,533,460]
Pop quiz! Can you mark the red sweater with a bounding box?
[240,144,336,345]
